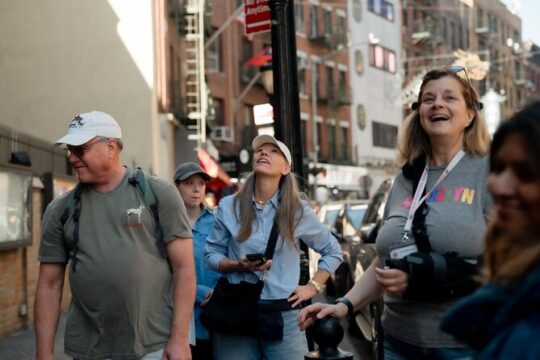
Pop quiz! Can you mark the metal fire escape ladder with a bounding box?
[184,0,206,150]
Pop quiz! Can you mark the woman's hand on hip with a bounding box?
[287,284,318,308]
[375,266,408,295]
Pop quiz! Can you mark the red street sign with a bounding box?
[243,0,271,35]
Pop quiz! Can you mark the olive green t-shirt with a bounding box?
[39,168,192,359]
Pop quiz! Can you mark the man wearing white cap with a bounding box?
[35,111,196,360]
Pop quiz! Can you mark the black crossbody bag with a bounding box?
[200,220,280,337]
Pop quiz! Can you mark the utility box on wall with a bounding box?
[0,165,32,251]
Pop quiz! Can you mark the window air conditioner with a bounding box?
[210,126,234,142]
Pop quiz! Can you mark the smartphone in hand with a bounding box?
[246,253,266,262]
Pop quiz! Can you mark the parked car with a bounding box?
[313,180,393,360]
[350,178,393,360]
[310,201,369,295]
[317,200,369,237]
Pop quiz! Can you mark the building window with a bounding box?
[207,28,222,73]
[323,8,332,37]
[476,8,484,28]
[213,98,225,126]
[240,39,254,84]
[353,0,362,22]
[340,125,349,160]
[355,50,364,75]
[369,44,396,73]
[357,105,366,130]
[338,69,347,100]
[298,57,307,95]
[316,122,323,156]
[372,121,398,148]
[295,1,304,33]
[326,65,334,99]
[368,0,394,22]
[301,120,307,154]
[328,123,336,159]
[309,6,318,38]
[336,15,346,45]
[313,60,321,97]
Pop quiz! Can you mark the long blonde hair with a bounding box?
[233,172,304,248]
[397,69,490,165]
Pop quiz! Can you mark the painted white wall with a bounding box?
[347,0,402,163]
[0,0,158,174]
[347,0,403,194]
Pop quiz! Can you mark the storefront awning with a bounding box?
[198,149,232,186]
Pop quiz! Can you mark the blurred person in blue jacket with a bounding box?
[174,162,220,360]
[441,100,540,359]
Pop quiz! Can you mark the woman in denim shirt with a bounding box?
[205,135,342,360]
[174,162,221,360]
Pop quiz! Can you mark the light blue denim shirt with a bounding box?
[205,192,342,300]
[193,206,220,340]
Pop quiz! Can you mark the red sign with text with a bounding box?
[243,0,271,35]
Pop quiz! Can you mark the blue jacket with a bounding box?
[193,206,220,340]
[441,265,540,359]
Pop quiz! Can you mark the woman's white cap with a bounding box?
[252,134,292,165]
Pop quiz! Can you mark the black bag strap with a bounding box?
[263,220,280,260]
[60,182,83,272]
[128,168,166,258]
[404,154,432,252]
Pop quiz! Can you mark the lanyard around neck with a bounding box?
[402,149,465,240]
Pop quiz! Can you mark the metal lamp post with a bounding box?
[268,0,305,186]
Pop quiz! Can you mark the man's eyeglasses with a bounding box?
[64,137,109,158]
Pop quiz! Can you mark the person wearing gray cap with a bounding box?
[173,162,220,360]
[35,111,196,360]
[204,135,342,359]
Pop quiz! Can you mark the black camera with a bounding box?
[386,252,480,301]
[385,257,409,273]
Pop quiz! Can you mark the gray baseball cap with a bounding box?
[174,162,212,182]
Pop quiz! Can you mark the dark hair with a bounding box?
[482,100,540,284]
[490,100,540,174]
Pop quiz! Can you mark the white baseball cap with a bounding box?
[252,134,292,165]
[55,111,122,146]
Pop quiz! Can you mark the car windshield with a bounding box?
[347,206,367,231]
[323,209,340,227]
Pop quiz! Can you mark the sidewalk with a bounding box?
[0,314,69,360]
[0,310,371,359]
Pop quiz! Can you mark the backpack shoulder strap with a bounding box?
[128,169,166,258]
[60,182,84,272]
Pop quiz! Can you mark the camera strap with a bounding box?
[402,149,465,241]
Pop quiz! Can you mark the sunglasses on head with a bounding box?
[411,66,484,111]
[64,137,109,158]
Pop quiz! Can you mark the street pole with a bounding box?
[310,59,319,199]
[268,0,305,187]
[268,5,312,352]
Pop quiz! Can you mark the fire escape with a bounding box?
[184,0,206,150]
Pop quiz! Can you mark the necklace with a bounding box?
[255,199,266,205]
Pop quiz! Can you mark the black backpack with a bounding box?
[59,169,165,272]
